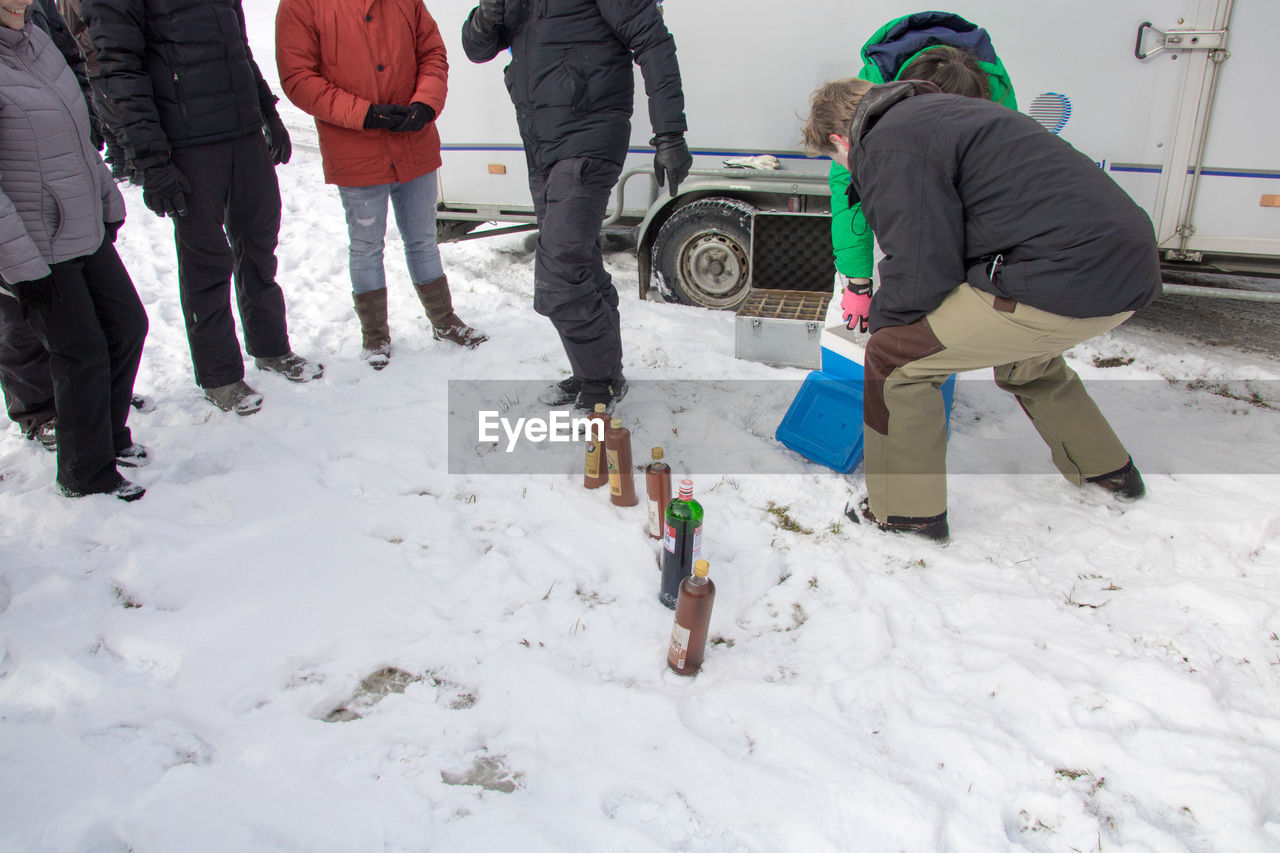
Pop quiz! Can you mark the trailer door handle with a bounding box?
[1135,20,1228,60]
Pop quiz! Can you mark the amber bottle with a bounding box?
[668,559,716,676]
[583,403,609,489]
[644,447,672,539]
[604,417,637,506]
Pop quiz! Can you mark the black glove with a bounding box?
[364,103,411,131]
[652,133,692,197]
[391,102,436,133]
[264,114,292,165]
[141,163,190,218]
[472,0,505,31]
[13,275,59,314]
[104,219,124,243]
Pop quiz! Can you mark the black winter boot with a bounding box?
[1086,457,1145,500]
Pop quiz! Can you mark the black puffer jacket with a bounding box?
[81,0,277,167]
[462,0,685,173]
[848,82,1161,332]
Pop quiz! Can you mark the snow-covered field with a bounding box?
[2,9,1279,853]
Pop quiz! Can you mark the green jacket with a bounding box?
[830,12,1017,279]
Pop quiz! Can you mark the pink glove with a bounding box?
[841,278,872,333]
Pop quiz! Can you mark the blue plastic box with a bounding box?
[776,333,956,473]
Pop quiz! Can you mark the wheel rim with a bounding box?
[679,232,749,303]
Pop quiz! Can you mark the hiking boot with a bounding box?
[1086,457,1145,500]
[116,443,152,468]
[32,418,57,452]
[845,497,949,542]
[204,380,264,416]
[539,377,582,407]
[353,289,391,370]
[414,275,488,349]
[574,376,628,414]
[255,352,325,383]
[112,479,146,502]
[58,477,146,502]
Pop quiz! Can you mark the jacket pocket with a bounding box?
[42,189,63,243]
[561,50,588,112]
[172,72,190,121]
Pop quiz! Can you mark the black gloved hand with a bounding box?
[141,163,190,218]
[104,219,123,243]
[13,275,59,314]
[651,132,692,197]
[472,0,505,31]
[364,103,411,131]
[390,102,436,133]
[264,114,292,165]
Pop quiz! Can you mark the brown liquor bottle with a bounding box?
[604,417,637,507]
[644,447,672,539]
[667,559,715,676]
[583,403,609,489]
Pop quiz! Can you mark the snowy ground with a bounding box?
[3,12,1280,853]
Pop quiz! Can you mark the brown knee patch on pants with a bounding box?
[864,320,946,435]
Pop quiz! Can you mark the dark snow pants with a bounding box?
[0,293,55,435]
[528,157,624,383]
[22,239,147,495]
[169,132,290,389]
[863,284,1134,521]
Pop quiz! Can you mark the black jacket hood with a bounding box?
[845,80,941,206]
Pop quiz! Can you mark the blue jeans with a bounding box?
[337,171,444,294]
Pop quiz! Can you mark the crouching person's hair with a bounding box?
[801,78,874,156]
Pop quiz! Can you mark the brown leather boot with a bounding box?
[353,289,391,369]
[413,275,488,349]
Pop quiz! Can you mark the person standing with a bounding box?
[83,0,322,415]
[803,79,1159,541]
[275,0,487,371]
[1,0,149,500]
[462,0,691,411]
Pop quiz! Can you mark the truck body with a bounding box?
[432,0,1279,306]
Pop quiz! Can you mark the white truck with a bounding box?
[430,0,1280,307]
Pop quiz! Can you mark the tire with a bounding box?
[651,198,755,309]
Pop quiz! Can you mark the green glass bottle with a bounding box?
[659,479,703,609]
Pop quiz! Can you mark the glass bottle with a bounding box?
[644,447,672,539]
[668,559,715,676]
[605,417,637,507]
[659,479,703,608]
[582,403,609,489]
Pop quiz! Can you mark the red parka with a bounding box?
[275,0,447,187]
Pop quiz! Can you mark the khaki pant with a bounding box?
[863,284,1134,521]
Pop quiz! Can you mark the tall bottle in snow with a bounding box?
[644,447,672,539]
[659,479,703,609]
[668,559,715,676]
[582,403,609,489]
[605,417,637,507]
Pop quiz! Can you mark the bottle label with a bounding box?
[668,622,691,669]
[647,499,660,537]
[584,444,601,479]
[691,524,703,561]
[663,521,677,553]
[606,449,621,495]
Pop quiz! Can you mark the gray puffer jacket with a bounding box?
[0,19,124,295]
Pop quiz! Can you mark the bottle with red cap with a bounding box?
[659,479,703,608]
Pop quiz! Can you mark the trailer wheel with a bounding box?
[651,199,755,309]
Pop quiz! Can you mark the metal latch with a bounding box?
[1135,22,1227,60]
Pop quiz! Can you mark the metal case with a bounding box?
[734,290,832,369]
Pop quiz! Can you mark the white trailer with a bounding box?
[430,0,1280,307]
